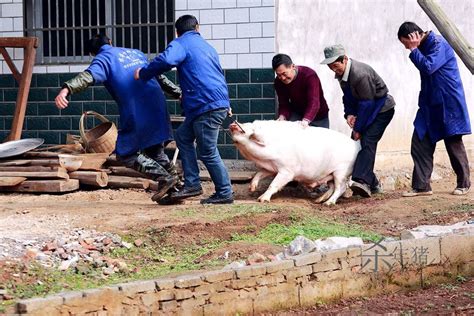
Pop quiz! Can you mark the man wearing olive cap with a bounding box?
[321,44,395,198]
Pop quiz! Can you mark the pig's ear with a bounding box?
[249,133,265,146]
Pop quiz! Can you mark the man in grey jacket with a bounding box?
[321,44,395,198]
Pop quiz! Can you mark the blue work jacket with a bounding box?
[87,45,173,157]
[410,31,471,143]
[139,31,230,122]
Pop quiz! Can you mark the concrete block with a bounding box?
[203,298,253,316]
[224,8,249,23]
[230,277,257,289]
[212,24,237,39]
[160,300,178,311]
[238,53,263,68]
[255,273,285,286]
[0,18,13,32]
[238,288,257,299]
[178,297,206,315]
[400,237,441,268]
[265,259,295,273]
[212,0,237,8]
[324,248,350,261]
[440,234,474,264]
[262,22,274,37]
[250,37,274,53]
[237,0,261,7]
[235,264,266,279]
[175,275,204,288]
[201,269,235,283]
[209,290,239,303]
[1,3,22,17]
[293,252,322,267]
[118,280,156,294]
[175,10,201,20]
[262,0,275,5]
[284,265,313,279]
[315,269,350,282]
[207,39,225,53]
[188,0,212,9]
[219,54,237,69]
[155,278,175,290]
[360,240,402,273]
[237,22,262,38]
[174,289,194,300]
[194,282,228,296]
[250,7,274,22]
[200,9,224,24]
[199,24,212,40]
[16,296,63,314]
[225,38,249,54]
[175,0,187,10]
[140,293,159,307]
[253,283,299,313]
[300,281,343,306]
[12,16,21,31]
[312,258,341,273]
[156,290,175,301]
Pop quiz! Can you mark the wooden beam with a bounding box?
[0,166,59,172]
[418,0,474,74]
[0,159,59,167]
[0,167,69,179]
[0,179,79,193]
[0,37,39,48]
[107,175,151,189]
[0,47,21,84]
[69,171,108,187]
[108,166,146,178]
[0,177,27,187]
[6,37,39,141]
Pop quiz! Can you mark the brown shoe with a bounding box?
[350,181,371,198]
[402,189,433,197]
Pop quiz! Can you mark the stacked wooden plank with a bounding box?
[0,152,159,193]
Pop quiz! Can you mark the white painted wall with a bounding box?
[276,0,473,168]
[176,0,276,68]
[0,0,276,73]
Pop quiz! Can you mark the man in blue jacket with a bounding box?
[55,34,181,201]
[135,15,233,204]
[398,22,471,197]
[321,45,395,198]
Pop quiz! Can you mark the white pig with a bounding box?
[229,120,360,205]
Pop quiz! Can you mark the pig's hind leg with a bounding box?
[250,170,275,192]
[258,171,293,203]
[324,171,349,206]
[314,181,335,203]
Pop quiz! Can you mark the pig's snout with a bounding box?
[229,122,241,134]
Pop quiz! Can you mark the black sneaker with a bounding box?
[156,194,184,205]
[151,175,179,202]
[350,181,371,198]
[169,186,203,200]
[371,184,384,194]
[200,193,234,205]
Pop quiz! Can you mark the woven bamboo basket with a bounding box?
[79,111,118,155]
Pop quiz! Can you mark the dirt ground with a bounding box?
[0,172,473,313]
[1,173,472,245]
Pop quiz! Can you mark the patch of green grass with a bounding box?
[231,217,380,245]
[171,204,283,221]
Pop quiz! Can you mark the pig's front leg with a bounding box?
[250,170,275,192]
[258,171,293,202]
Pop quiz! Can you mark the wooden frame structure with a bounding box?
[0,37,39,142]
[418,0,473,74]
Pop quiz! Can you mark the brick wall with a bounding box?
[0,68,276,159]
[14,233,474,315]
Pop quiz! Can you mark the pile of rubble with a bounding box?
[0,228,141,277]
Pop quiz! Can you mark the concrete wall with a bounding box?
[0,0,276,73]
[276,0,473,169]
[14,233,474,315]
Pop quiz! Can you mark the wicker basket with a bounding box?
[79,111,118,155]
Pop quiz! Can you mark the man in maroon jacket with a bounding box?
[272,54,329,128]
